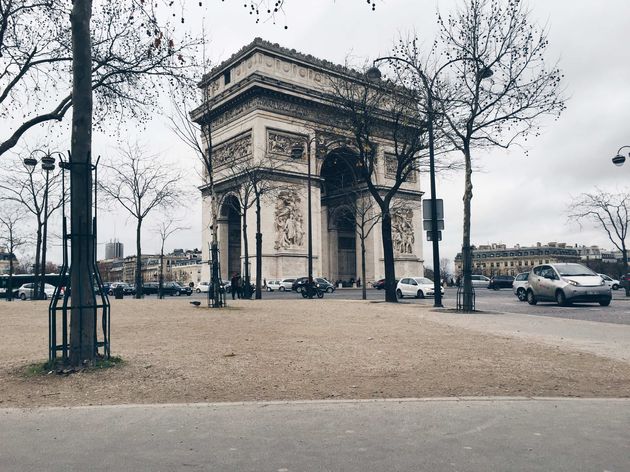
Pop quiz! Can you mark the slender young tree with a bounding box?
[434,0,565,310]
[342,193,382,300]
[568,188,629,289]
[218,155,288,299]
[0,205,28,301]
[0,158,64,299]
[99,143,184,298]
[154,216,188,299]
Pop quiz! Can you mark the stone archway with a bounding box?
[320,148,361,283]
[221,195,241,278]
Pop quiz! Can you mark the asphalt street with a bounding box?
[182,287,630,325]
[2,399,629,472]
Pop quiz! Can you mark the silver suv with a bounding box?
[513,272,529,301]
[527,263,611,306]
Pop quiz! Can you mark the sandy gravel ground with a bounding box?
[1,298,629,408]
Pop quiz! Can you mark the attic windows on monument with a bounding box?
[223,70,231,85]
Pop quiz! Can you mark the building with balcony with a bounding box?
[454,242,580,277]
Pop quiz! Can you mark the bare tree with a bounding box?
[99,143,184,298]
[330,71,428,303]
[432,0,565,311]
[0,158,64,299]
[169,86,226,306]
[339,191,382,300]
[0,0,204,157]
[218,154,289,299]
[0,204,29,301]
[568,188,629,282]
[439,257,451,284]
[154,216,188,299]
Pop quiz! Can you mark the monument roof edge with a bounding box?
[198,37,366,88]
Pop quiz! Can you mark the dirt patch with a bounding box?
[1,298,629,408]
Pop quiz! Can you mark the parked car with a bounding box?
[526,263,611,306]
[278,278,296,291]
[488,275,515,290]
[17,283,56,300]
[372,278,399,290]
[512,272,530,301]
[292,277,309,292]
[108,282,135,296]
[266,280,282,292]
[195,282,210,293]
[396,277,444,299]
[471,275,491,287]
[142,282,159,295]
[160,282,192,296]
[315,277,335,293]
[598,274,620,290]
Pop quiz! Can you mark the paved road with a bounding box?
[184,287,630,325]
[2,399,629,472]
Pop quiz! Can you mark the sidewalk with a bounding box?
[424,308,630,363]
[2,398,629,472]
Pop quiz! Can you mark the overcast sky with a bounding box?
[25,0,630,272]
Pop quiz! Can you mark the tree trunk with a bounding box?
[7,245,14,302]
[242,208,250,299]
[361,230,367,300]
[255,194,262,300]
[461,144,474,311]
[135,219,143,298]
[381,210,397,303]
[69,0,95,367]
[33,222,42,300]
[158,250,164,300]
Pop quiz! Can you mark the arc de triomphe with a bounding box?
[193,38,425,285]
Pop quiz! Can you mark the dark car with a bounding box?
[169,282,192,296]
[372,278,399,290]
[292,277,310,292]
[143,282,159,295]
[314,277,335,293]
[488,275,515,290]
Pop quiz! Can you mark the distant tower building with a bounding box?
[105,240,124,259]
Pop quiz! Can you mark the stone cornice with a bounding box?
[199,37,367,88]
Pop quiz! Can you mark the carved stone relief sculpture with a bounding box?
[267,130,307,158]
[391,207,415,255]
[213,131,252,166]
[384,152,417,183]
[274,189,305,250]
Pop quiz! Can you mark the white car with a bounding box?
[396,277,444,299]
[277,278,296,291]
[598,274,620,290]
[195,282,210,293]
[17,283,56,300]
[512,272,530,301]
[266,280,282,291]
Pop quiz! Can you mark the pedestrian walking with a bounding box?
[230,273,238,300]
[236,273,242,299]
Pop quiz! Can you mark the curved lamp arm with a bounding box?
[612,145,630,167]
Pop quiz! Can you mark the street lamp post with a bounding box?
[23,150,60,300]
[291,136,350,298]
[367,56,492,309]
[612,146,630,167]
[291,139,315,297]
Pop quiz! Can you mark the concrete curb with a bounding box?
[3,396,630,413]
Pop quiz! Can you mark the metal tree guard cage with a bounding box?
[456,284,475,313]
[48,153,110,364]
[207,242,226,308]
